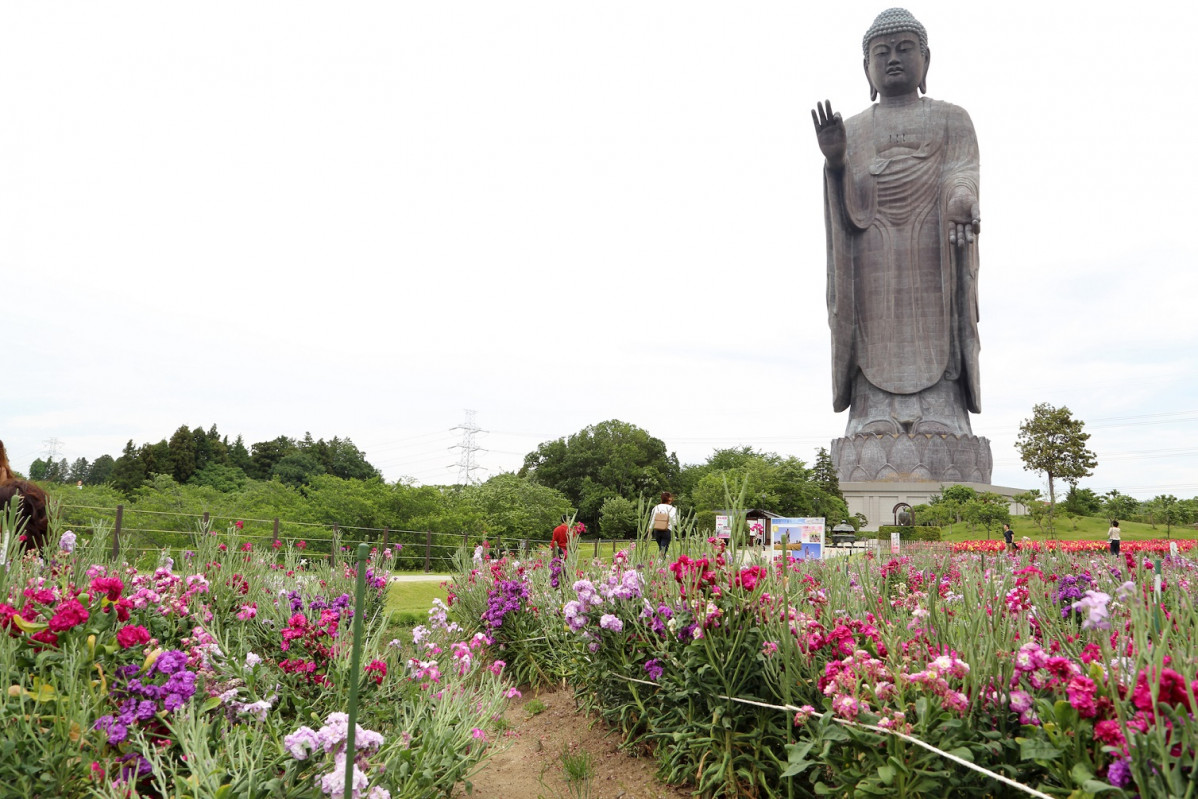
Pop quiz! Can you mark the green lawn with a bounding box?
[386,580,449,622]
[941,514,1198,543]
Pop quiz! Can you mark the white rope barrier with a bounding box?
[613,674,1054,799]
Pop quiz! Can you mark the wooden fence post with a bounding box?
[202,511,209,529]
[273,518,280,549]
[424,531,433,573]
[382,527,389,549]
[112,504,123,561]
[594,538,599,558]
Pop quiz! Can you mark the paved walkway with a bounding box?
[390,573,452,582]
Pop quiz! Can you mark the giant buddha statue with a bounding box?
[812,8,991,482]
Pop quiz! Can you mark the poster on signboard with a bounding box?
[890,531,901,555]
[715,514,731,539]
[770,517,825,560]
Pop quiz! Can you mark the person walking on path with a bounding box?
[1107,520,1121,556]
[1002,523,1015,553]
[650,492,677,556]
[551,516,572,557]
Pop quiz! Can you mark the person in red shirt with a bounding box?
[551,516,571,557]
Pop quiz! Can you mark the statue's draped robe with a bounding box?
[824,97,981,417]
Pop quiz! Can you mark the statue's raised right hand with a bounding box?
[812,100,846,169]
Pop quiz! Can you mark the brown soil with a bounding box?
[458,686,691,799]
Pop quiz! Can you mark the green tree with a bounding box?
[228,435,254,474]
[688,448,847,531]
[1015,403,1098,537]
[1102,490,1140,523]
[28,458,50,481]
[963,492,1011,539]
[68,457,90,484]
[1062,485,1102,516]
[85,454,115,486]
[812,447,843,501]
[1013,489,1050,534]
[1147,494,1193,537]
[110,441,147,495]
[519,420,677,528]
[322,437,380,481]
[458,473,572,542]
[599,495,639,539]
[188,462,250,493]
[271,451,325,488]
[168,425,199,484]
[250,436,298,480]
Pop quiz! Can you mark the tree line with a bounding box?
[29,425,379,493]
[25,419,850,543]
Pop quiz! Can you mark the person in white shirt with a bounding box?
[1107,521,1121,556]
[650,492,678,556]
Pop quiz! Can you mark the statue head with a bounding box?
[862,8,929,101]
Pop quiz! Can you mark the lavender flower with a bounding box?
[1070,590,1112,631]
[59,530,77,553]
[599,614,623,632]
[644,658,664,681]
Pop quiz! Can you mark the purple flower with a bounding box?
[599,614,623,632]
[1107,758,1132,788]
[483,579,529,630]
[644,658,665,681]
[94,715,129,745]
[153,650,188,675]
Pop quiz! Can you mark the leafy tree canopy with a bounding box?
[1016,403,1098,534]
[519,420,678,528]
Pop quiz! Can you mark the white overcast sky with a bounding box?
[2,1,1196,502]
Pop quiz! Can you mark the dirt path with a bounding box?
[458,686,691,799]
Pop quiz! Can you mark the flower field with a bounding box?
[5,499,1198,799]
[451,537,1198,798]
[0,514,515,799]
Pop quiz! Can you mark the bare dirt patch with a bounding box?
[458,686,691,799]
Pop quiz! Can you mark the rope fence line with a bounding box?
[613,674,1054,799]
[52,503,638,570]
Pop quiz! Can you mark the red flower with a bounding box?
[116,625,151,649]
[47,599,89,632]
[271,539,282,550]
[364,659,387,685]
[240,542,253,552]
[91,576,125,602]
[296,540,307,550]
[1133,667,1195,712]
[30,630,59,648]
[234,520,244,530]
[0,603,18,633]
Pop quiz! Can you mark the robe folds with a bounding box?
[823,97,981,415]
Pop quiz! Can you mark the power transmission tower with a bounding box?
[43,437,62,462]
[450,410,487,484]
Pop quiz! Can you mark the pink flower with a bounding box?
[471,728,487,740]
[116,625,151,649]
[488,660,506,676]
[296,540,308,550]
[1065,676,1098,718]
[1094,719,1126,749]
[91,577,125,602]
[48,599,89,632]
[236,603,257,621]
[240,542,253,552]
[234,520,244,530]
[271,539,282,550]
